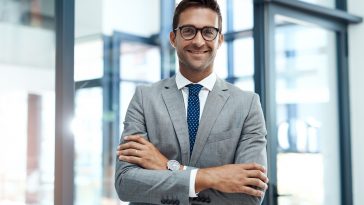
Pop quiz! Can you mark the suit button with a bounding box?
[175,200,180,205]
[166,199,172,204]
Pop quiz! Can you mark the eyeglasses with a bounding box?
[174,25,220,41]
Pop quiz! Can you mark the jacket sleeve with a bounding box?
[114,86,191,205]
[234,93,268,204]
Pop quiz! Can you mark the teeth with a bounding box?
[190,51,206,54]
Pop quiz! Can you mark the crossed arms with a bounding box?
[117,135,268,195]
[114,85,269,204]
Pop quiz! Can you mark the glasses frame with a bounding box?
[174,25,220,41]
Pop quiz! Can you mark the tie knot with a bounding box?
[187,84,203,96]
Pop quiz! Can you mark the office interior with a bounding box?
[0,0,363,205]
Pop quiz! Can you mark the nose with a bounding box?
[191,30,205,47]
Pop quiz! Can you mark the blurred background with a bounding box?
[0,0,363,205]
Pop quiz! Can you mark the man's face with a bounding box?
[170,7,224,75]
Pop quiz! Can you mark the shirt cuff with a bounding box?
[189,168,199,197]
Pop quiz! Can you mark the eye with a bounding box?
[181,26,195,35]
[202,28,216,36]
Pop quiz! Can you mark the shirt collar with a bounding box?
[176,71,216,91]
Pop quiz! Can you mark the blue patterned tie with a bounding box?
[187,84,203,155]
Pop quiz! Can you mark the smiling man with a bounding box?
[114,0,269,204]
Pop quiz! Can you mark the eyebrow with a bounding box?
[178,24,218,28]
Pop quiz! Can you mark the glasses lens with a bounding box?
[180,26,196,40]
[202,27,218,40]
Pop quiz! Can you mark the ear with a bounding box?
[170,31,176,48]
[217,33,224,49]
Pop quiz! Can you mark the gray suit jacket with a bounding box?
[115,76,267,205]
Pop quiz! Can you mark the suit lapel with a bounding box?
[190,78,230,166]
[161,77,191,165]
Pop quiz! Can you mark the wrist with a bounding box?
[161,158,168,170]
[195,168,215,192]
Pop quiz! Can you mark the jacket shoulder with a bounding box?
[136,77,174,93]
[223,81,258,100]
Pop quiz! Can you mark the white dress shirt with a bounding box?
[175,71,217,197]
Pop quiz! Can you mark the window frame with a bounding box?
[253,0,362,205]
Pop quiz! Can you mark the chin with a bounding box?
[188,61,209,70]
[189,65,208,72]
[179,59,212,73]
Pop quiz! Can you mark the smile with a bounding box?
[187,50,209,54]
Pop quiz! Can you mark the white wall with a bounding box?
[348,1,364,205]
[102,0,160,36]
[0,23,55,93]
[0,23,54,69]
[75,0,161,38]
[75,0,103,38]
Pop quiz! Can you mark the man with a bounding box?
[115,0,268,204]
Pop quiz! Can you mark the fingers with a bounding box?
[246,169,269,183]
[246,178,268,191]
[240,185,265,197]
[117,135,146,153]
[119,141,144,151]
[117,140,144,159]
[240,163,269,183]
[119,155,141,165]
[123,135,148,145]
[118,148,142,158]
[242,163,267,173]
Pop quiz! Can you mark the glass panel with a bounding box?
[233,0,253,30]
[234,78,254,92]
[214,42,228,79]
[233,37,254,77]
[120,42,161,82]
[0,0,55,204]
[73,88,103,205]
[299,0,335,8]
[233,37,254,91]
[274,15,340,205]
[74,38,104,81]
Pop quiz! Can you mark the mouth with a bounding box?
[187,50,209,54]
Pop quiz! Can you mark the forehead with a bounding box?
[178,7,219,28]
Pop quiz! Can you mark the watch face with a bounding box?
[167,160,180,171]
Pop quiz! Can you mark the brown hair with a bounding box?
[173,0,222,33]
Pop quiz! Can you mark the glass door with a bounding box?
[73,36,105,205]
[119,40,161,122]
[272,15,341,205]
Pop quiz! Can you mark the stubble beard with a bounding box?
[178,50,216,75]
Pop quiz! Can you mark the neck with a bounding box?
[179,67,213,83]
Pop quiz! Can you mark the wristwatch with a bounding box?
[167,160,181,171]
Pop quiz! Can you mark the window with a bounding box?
[0,0,56,204]
[274,16,340,205]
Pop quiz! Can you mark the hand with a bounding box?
[196,163,269,197]
[117,135,169,170]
